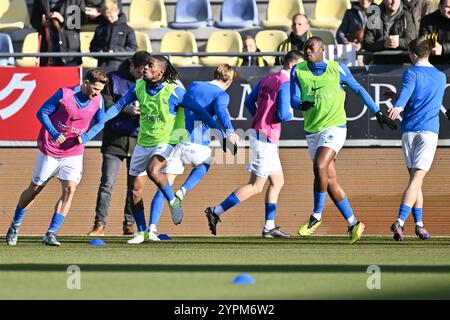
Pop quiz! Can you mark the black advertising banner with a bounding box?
[64,65,450,147]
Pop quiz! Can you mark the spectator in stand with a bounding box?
[31,0,86,66]
[363,0,416,64]
[337,0,374,52]
[237,35,268,67]
[83,0,123,26]
[275,13,313,65]
[402,0,434,35]
[89,0,138,68]
[419,0,450,64]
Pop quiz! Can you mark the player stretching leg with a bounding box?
[147,65,239,239]
[6,69,108,246]
[387,38,447,241]
[205,51,304,237]
[290,37,397,244]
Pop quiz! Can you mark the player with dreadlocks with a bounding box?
[106,55,223,243]
[105,55,188,243]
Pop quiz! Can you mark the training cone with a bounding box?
[231,274,256,285]
[89,238,107,246]
[158,234,172,240]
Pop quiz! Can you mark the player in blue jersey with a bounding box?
[387,37,447,241]
[290,37,397,244]
[204,51,304,237]
[146,64,240,240]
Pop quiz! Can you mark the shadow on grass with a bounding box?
[1,264,449,273]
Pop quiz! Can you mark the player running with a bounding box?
[290,37,397,244]
[204,50,304,237]
[6,68,108,246]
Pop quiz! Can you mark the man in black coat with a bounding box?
[31,0,86,66]
[419,0,450,64]
[89,0,138,68]
[88,51,152,236]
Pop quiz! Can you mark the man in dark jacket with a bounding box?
[337,0,373,51]
[31,0,86,66]
[363,0,416,64]
[402,0,433,35]
[87,51,152,236]
[419,0,450,64]
[89,0,137,68]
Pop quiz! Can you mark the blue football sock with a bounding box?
[160,182,175,203]
[265,203,277,221]
[397,204,412,224]
[149,190,165,228]
[47,212,65,234]
[183,163,210,191]
[412,207,423,225]
[335,197,354,220]
[13,204,27,225]
[219,192,240,213]
[133,209,147,232]
[313,192,326,214]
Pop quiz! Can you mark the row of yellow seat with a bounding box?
[15,29,290,67]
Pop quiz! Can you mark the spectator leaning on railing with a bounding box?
[337,0,374,52]
[419,0,450,64]
[89,0,138,68]
[363,0,416,64]
[275,13,313,65]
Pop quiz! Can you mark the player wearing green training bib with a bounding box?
[290,37,397,245]
[105,55,187,244]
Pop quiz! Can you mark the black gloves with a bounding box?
[375,111,398,130]
[300,100,315,111]
[222,137,238,155]
[445,109,450,120]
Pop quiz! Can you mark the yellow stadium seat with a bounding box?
[373,0,382,4]
[15,32,38,67]
[261,0,305,30]
[0,0,30,30]
[310,0,351,29]
[431,0,440,10]
[135,31,152,52]
[80,31,98,68]
[255,30,287,66]
[160,31,198,66]
[128,0,167,30]
[200,31,242,67]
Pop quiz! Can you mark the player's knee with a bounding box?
[313,161,328,175]
[147,168,161,183]
[63,185,77,197]
[131,188,143,200]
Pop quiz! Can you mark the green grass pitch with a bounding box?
[1,236,450,300]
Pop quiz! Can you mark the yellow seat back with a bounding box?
[80,31,98,68]
[262,0,305,30]
[255,30,287,66]
[0,0,30,30]
[200,31,242,67]
[311,0,351,29]
[129,0,167,30]
[135,31,152,52]
[160,31,198,66]
[16,32,38,67]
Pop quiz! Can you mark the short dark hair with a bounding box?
[304,36,325,48]
[408,37,432,58]
[213,64,238,82]
[130,51,152,68]
[85,68,109,84]
[283,50,304,68]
